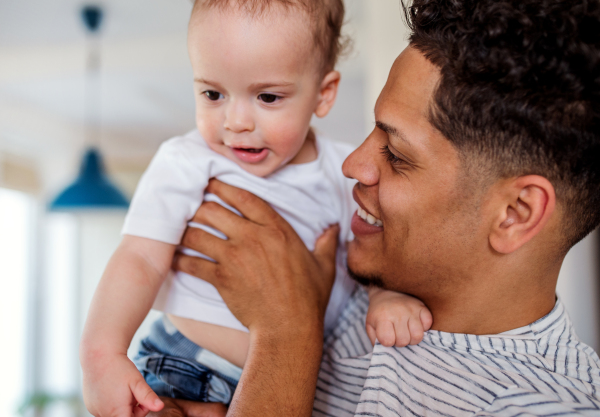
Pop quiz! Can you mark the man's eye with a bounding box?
[204,90,222,101]
[380,145,407,168]
[258,93,280,104]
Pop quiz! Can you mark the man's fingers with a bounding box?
[178,399,228,417]
[313,224,340,272]
[190,200,247,238]
[134,404,150,417]
[147,398,183,417]
[205,179,283,226]
[180,224,228,261]
[173,254,219,284]
[130,378,163,412]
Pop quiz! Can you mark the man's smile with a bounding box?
[356,207,383,227]
[351,186,383,235]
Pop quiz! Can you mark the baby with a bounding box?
[80,1,432,416]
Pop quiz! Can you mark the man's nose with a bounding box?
[342,130,380,186]
[224,99,255,133]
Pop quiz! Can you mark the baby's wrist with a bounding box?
[80,340,128,371]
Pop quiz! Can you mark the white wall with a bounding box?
[0,189,34,417]
[364,0,410,134]
[38,212,126,417]
[556,231,600,351]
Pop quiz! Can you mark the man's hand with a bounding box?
[148,398,226,417]
[172,180,340,416]
[173,179,339,338]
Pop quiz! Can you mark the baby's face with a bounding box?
[188,6,323,177]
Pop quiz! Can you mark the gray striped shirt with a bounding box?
[315,288,600,416]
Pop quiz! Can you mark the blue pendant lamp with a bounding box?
[49,5,128,211]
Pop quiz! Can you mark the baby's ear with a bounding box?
[315,71,341,118]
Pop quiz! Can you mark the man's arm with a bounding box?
[173,179,340,416]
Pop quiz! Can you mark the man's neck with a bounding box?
[424,256,562,335]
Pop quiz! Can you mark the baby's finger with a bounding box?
[131,378,163,413]
[366,323,377,346]
[420,308,433,330]
[376,321,397,347]
[407,316,425,345]
[392,320,411,347]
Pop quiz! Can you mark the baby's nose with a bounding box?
[224,100,255,133]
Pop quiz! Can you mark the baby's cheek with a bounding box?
[196,113,220,145]
[265,121,310,159]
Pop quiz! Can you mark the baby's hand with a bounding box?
[82,352,163,417]
[366,288,433,347]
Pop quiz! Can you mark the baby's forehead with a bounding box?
[189,3,322,69]
[195,2,330,59]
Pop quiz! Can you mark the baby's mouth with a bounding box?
[231,147,269,163]
[235,147,264,153]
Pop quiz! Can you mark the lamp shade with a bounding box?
[49,148,129,211]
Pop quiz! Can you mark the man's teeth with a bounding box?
[357,207,383,227]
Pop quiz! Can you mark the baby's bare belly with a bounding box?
[167,314,249,369]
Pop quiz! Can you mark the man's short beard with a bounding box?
[347,265,386,289]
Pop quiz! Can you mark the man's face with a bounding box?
[343,47,482,297]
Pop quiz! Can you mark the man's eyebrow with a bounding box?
[375,120,411,146]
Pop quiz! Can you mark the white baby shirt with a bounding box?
[122,129,357,333]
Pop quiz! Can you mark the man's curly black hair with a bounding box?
[403,0,600,250]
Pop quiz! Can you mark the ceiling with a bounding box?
[0,0,194,46]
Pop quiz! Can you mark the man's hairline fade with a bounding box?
[401,0,600,253]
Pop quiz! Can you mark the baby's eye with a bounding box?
[258,93,280,104]
[204,90,223,101]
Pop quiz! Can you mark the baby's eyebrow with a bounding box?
[194,78,224,89]
[249,81,294,90]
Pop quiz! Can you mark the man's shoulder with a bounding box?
[477,386,600,416]
[315,293,600,416]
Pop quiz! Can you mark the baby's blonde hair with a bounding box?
[192,0,350,75]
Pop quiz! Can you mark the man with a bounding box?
[153,0,600,415]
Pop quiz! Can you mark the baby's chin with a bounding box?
[226,149,289,178]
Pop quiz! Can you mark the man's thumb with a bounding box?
[313,224,340,270]
[131,378,163,412]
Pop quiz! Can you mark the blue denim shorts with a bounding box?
[134,315,242,405]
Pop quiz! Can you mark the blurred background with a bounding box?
[1,0,598,416]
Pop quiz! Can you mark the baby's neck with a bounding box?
[288,129,318,165]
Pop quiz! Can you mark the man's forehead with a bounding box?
[374,48,441,149]
[376,48,440,121]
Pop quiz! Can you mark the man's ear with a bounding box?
[314,71,341,118]
[489,175,556,254]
